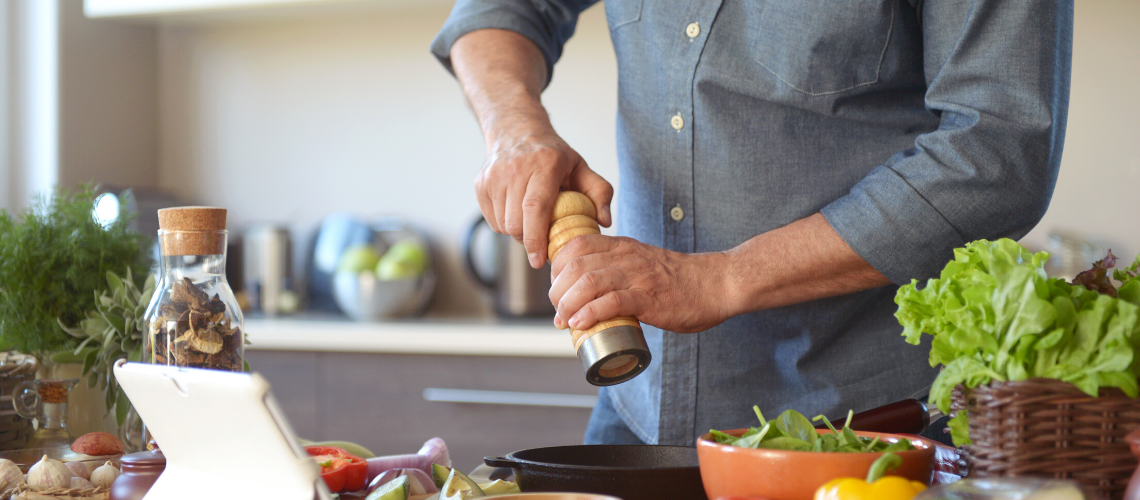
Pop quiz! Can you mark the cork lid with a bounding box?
[157,207,227,256]
[157,207,227,232]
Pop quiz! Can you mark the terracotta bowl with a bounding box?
[696,429,935,500]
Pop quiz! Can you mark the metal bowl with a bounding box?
[331,270,435,321]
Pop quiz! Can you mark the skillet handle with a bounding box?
[483,456,516,468]
[848,399,930,434]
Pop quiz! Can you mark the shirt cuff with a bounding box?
[429,6,559,84]
[821,165,966,285]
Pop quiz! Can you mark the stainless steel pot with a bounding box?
[463,215,556,317]
[243,224,293,315]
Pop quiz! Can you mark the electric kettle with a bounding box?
[463,215,556,318]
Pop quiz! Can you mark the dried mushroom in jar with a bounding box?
[149,278,242,371]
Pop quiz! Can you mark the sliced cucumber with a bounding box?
[366,475,409,500]
[431,463,451,489]
[439,469,485,500]
[476,479,519,495]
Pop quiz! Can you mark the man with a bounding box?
[431,1,1072,446]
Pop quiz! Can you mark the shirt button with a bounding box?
[685,22,700,39]
[670,114,685,131]
[670,205,685,222]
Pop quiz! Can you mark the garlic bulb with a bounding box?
[89,462,119,488]
[0,458,25,490]
[27,455,71,491]
[70,476,94,490]
[64,461,90,480]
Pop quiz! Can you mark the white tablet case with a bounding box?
[113,360,333,500]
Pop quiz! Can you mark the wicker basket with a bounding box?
[0,352,37,452]
[960,378,1140,499]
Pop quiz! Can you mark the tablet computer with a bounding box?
[113,360,333,500]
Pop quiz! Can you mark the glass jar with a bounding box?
[142,207,243,372]
[13,378,78,449]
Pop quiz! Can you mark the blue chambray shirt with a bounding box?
[432,0,1072,446]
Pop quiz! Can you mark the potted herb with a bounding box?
[56,268,155,432]
[0,186,152,434]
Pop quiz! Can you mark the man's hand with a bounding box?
[548,214,892,333]
[451,29,613,269]
[475,126,613,270]
[549,235,733,333]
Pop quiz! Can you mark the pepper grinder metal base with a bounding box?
[548,192,651,386]
[577,324,651,386]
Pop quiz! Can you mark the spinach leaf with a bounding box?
[775,409,818,444]
[733,423,774,449]
[881,439,917,453]
[763,437,813,451]
[709,429,738,444]
[712,407,910,453]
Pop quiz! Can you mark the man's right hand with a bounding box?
[451,29,613,269]
[476,127,612,269]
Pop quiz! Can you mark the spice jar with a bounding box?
[109,448,166,500]
[142,207,244,371]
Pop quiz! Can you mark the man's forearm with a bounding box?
[722,213,891,315]
[451,29,552,149]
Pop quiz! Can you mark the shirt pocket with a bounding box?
[605,0,643,30]
[754,0,897,96]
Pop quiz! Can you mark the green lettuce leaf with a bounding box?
[895,239,1140,446]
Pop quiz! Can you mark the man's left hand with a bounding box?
[549,234,733,333]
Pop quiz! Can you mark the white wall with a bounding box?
[152,0,1140,318]
[59,0,158,190]
[156,4,618,316]
[1020,0,1140,263]
[4,0,60,212]
[2,0,158,212]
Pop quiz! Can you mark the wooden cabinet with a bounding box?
[246,350,597,471]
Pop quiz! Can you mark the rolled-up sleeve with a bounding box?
[430,0,600,85]
[821,0,1073,284]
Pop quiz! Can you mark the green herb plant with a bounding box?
[710,406,916,453]
[53,269,154,428]
[0,187,151,358]
[895,239,1140,446]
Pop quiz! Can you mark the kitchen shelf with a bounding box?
[244,314,577,358]
[84,0,451,22]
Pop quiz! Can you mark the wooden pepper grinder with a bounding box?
[1125,428,1140,500]
[548,191,651,386]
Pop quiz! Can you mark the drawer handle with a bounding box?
[422,388,597,408]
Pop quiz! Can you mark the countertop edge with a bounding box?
[243,317,578,358]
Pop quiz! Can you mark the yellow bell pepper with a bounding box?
[813,452,927,500]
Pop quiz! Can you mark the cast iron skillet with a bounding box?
[484,445,706,500]
[482,399,929,499]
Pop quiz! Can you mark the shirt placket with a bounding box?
[657,0,724,447]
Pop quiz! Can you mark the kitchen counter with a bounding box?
[244,314,576,358]
[243,314,595,470]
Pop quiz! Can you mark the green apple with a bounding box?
[337,245,381,273]
[375,240,429,280]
